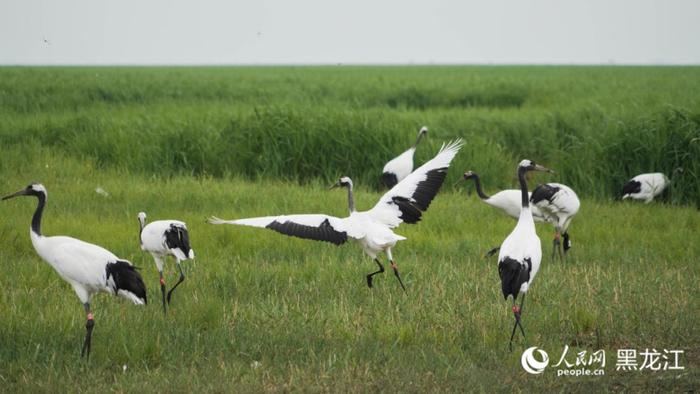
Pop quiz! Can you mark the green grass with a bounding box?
[0,66,698,391]
[0,147,698,392]
[1,66,698,205]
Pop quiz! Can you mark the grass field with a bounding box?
[0,66,698,392]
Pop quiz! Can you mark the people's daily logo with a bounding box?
[520,346,684,376]
[521,346,549,374]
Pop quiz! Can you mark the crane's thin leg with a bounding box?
[166,261,185,304]
[557,236,564,261]
[552,232,563,261]
[159,271,167,314]
[508,318,518,352]
[508,294,526,352]
[81,303,95,359]
[485,246,501,258]
[518,294,526,338]
[366,258,384,288]
[385,248,406,292]
[390,260,407,292]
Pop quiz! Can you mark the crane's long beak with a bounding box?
[1,189,28,200]
[328,182,340,190]
[453,176,466,187]
[534,164,555,174]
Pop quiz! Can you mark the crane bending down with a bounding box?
[138,212,195,313]
[461,171,547,221]
[530,183,580,260]
[621,172,669,203]
[209,139,464,290]
[497,160,552,351]
[2,183,147,359]
[459,171,547,256]
[381,126,428,188]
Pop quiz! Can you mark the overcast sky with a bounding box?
[1,0,698,65]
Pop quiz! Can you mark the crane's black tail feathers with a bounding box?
[106,260,148,305]
[498,257,531,300]
[530,183,560,205]
[563,232,572,252]
[381,172,398,189]
[621,180,642,197]
[165,224,194,259]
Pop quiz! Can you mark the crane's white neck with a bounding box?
[137,213,147,244]
[29,230,51,268]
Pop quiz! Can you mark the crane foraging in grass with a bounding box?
[497,160,553,351]
[530,183,580,261]
[209,139,464,291]
[621,172,669,203]
[2,183,147,360]
[460,171,547,221]
[137,212,195,313]
[459,170,547,256]
[381,126,428,188]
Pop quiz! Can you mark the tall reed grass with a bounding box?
[1,66,698,206]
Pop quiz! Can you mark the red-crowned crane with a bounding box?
[622,172,670,203]
[209,139,463,291]
[137,212,195,313]
[497,160,553,351]
[459,170,548,256]
[381,126,428,188]
[461,171,547,221]
[2,183,147,359]
[530,183,580,260]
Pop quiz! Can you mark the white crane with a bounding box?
[622,172,669,203]
[381,126,428,188]
[461,171,547,221]
[209,139,464,290]
[530,183,580,260]
[497,160,553,351]
[2,183,147,359]
[137,212,195,313]
[459,171,546,256]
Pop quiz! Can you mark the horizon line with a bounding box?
[1,62,699,67]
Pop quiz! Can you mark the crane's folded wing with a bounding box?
[531,183,580,216]
[47,236,121,284]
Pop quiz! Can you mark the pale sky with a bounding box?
[1,0,698,65]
